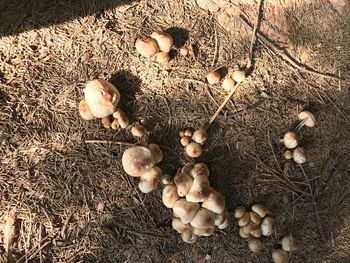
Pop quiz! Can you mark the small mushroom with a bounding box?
[185,142,202,158]
[272,249,289,263]
[189,163,209,178]
[113,109,129,128]
[238,213,250,227]
[192,129,208,144]
[234,206,247,219]
[131,124,146,137]
[172,218,192,233]
[172,199,200,224]
[260,216,275,236]
[206,71,221,84]
[174,172,193,197]
[138,166,162,193]
[202,191,225,214]
[190,208,215,229]
[249,212,261,225]
[296,111,316,130]
[239,227,250,238]
[101,117,111,128]
[138,179,158,193]
[281,234,299,252]
[193,226,215,237]
[179,130,185,137]
[135,37,159,57]
[248,239,263,253]
[181,231,197,244]
[222,77,235,92]
[214,211,228,226]
[182,162,195,174]
[151,31,173,53]
[111,119,120,130]
[161,174,172,185]
[242,222,256,234]
[293,147,307,164]
[217,217,230,229]
[184,129,193,137]
[251,204,267,218]
[180,136,191,147]
[232,70,246,83]
[186,174,211,202]
[179,47,189,56]
[162,184,180,208]
[282,131,298,149]
[79,100,94,120]
[148,144,163,163]
[122,146,155,177]
[284,150,293,160]
[156,51,170,64]
[250,227,262,238]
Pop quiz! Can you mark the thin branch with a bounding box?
[223,98,266,118]
[85,140,133,146]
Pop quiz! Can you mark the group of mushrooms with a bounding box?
[281,111,316,164]
[207,68,246,92]
[234,204,299,263]
[179,129,208,158]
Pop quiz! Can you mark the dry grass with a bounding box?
[0,0,350,262]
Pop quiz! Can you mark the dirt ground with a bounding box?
[0,0,350,262]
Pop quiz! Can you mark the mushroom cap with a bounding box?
[202,191,225,214]
[251,204,267,218]
[172,199,200,224]
[234,206,247,219]
[185,142,202,158]
[156,51,170,64]
[284,150,293,160]
[179,47,189,56]
[182,162,195,174]
[131,124,146,137]
[214,211,228,226]
[162,184,180,208]
[189,163,209,178]
[172,218,193,233]
[222,77,235,92]
[293,147,307,164]
[238,212,250,227]
[261,216,275,236]
[151,31,173,53]
[298,111,316,128]
[122,146,155,177]
[148,144,163,163]
[161,174,172,185]
[184,129,193,137]
[232,70,246,83]
[181,231,197,244]
[217,217,230,229]
[283,131,298,149]
[249,212,261,225]
[206,71,221,84]
[193,226,215,236]
[281,234,299,252]
[139,166,162,181]
[239,227,250,238]
[186,175,212,202]
[272,249,289,263]
[111,119,120,130]
[138,179,158,193]
[174,172,193,197]
[113,109,129,128]
[192,129,208,144]
[250,227,262,238]
[180,136,191,147]
[84,79,120,118]
[248,239,263,253]
[79,100,95,120]
[242,221,256,234]
[135,37,159,57]
[190,208,215,229]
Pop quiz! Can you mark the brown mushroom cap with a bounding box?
[238,212,250,227]
[272,249,289,263]
[293,147,307,164]
[113,109,129,128]
[232,70,246,83]
[156,51,170,64]
[185,142,202,158]
[250,227,262,238]
[151,32,173,53]
[186,175,212,202]
[135,37,159,57]
[193,226,215,237]
[249,212,261,225]
[189,163,209,178]
[172,199,200,224]
[139,166,162,181]
[181,231,197,244]
[206,71,221,85]
[138,179,158,193]
[217,217,230,229]
[239,227,250,238]
[122,146,155,177]
[298,111,316,128]
[222,77,236,92]
[242,221,256,234]
[251,204,267,218]
[248,239,263,253]
[283,131,298,149]
[161,174,172,185]
[162,184,180,208]
[281,234,300,252]
[214,211,228,226]
[79,100,95,120]
[148,144,163,164]
[284,150,293,160]
[192,129,208,144]
[172,218,193,233]
[190,208,215,229]
[174,172,193,197]
[131,124,146,137]
[234,206,247,219]
[261,216,275,236]
[182,162,195,174]
[202,191,225,214]
[180,136,191,147]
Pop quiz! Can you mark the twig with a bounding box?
[212,24,218,67]
[85,140,133,146]
[240,15,342,80]
[16,236,50,263]
[222,99,266,118]
[182,78,207,85]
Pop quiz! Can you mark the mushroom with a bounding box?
[172,199,200,224]
[189,163,209,178]
[148,144,163,163]
[161,174,172,185]
[284,150,293,160]
[186,174,211,202]
[138,179,158,193]
[249,212,261,225]
[181,231,197,244]
[248,239,263,253]
[112,109,129,128]
[193,226,215,236]
[192,129,208,144]
[179,130,185,137]
[172,218,192,233]
[202,191,225,214]
[139,165,162,182]
[190,208,215,229]
[182,162,195,174]
[179,47,189,56]
[281,234,299,252]
[133,140,148,147]
[238,213,250,227]
[217,217,230,229]
[184,129,193,137]
[250,227,262,238]
[122,146,155,177]
[282,131,298,149]
[84,79,120,118]
[131,124,146,137]
[206,71,221,84]
[296,111,316,130]
[234,206,247,219]
[239,227,250,238]
[135,37,159,57]
[185,142,202,158]
[101,117,111,128]
[214,211,228,226]
[272,249,289,263]
[174,172,193,197]
[251,204,267,218]
[111,119,120,130]
[180,136,191,147]
[222,77,235,92]
[79,100,95,120]
[151,31,173,53]
[162,184,180,208]
[156,51,170,64]
[242,222,256,234]
[232,70,246,83]
[260,216,275,236]
[293,147,307,164]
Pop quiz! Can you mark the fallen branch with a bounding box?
[222,98,267,118]
[85,140,133,146]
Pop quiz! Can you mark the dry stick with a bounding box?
[240,15,342,81]
[85,140,133,146]
[225,99,266,118]
[212,24,218,67]
[16,236,50,263]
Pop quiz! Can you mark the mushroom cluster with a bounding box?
[122,143,163,193]
[79,79,129,130]
[272,234,299,263]
[234,204,275,253]
[135,31,174,65]
[162,162,229,243]
[179,129,208,158]
[206,69,246,92]
[282,111,316,164]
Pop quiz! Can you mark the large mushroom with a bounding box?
[186,175,212,202]
[122,146,156,177]
[138,166,162,193]
[162,184,180,208]
[172,199,200,224]
[202,191,225,214]
[174,172,193,197]
[190,208,215,229]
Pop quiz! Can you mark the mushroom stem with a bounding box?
[295,117,308,132]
